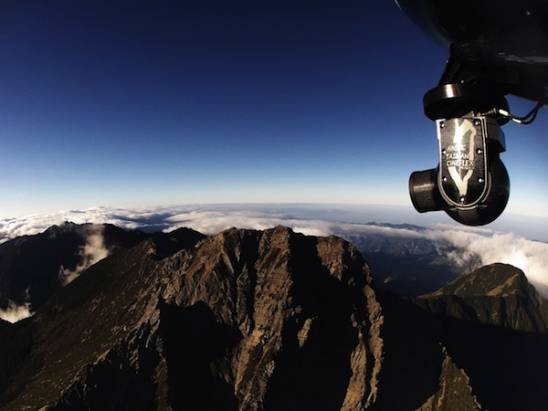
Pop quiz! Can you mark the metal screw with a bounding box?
[442,149,447,155]
[442,176,448,182]
[460,197,466,203]
[477,149,483,154]
[474,120,481,126]
[440,121,445,128]
[478,178,484,183]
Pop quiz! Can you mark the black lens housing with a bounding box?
[409,153,509,226]
[409,168,443,213]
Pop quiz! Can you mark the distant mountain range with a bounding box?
[344,224,464,296]
[0,223,546,410]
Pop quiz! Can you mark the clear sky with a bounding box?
[1,0,547,219]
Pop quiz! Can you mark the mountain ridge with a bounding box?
[0,226,383,410]
[0,222,205,315]
[418,263,548,333]
[0,225,546,410]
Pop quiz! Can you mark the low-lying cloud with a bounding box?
[60,225,109,285]
[0,301,32,323]
[1,205,547,295]
[425,228,548,292]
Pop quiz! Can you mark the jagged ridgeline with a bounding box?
[0,224,547,410]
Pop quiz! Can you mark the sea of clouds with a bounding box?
[1,205,547,297]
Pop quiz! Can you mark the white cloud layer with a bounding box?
[1,205,547,295]
[424,227,548,292]
[0,301,32,323]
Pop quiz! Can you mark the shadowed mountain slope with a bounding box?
[0,222,205,312]
[0,227,546,410]
[416,264,548,410]
[0,227,383,411]
[418,263,548,333]
[348,230,460,297]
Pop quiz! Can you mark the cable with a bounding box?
[496,100,545,125]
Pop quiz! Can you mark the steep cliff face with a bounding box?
[0,227,383,411]
[417,349,481,411]
[1,226,547,411]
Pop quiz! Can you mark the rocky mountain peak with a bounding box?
[418,263,548,334]
[0,226,383,411]
[430,263,531,298]
[1,225,547,410]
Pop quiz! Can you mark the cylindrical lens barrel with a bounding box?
[409,168,444,213]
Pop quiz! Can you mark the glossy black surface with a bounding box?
[397,0,548,100]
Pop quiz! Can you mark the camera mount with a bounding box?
[399,0,548,226]
[409,79,511,226]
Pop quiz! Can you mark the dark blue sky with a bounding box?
[1,0,547,220]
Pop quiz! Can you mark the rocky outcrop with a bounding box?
[0,227,383,411]
[1,227,547,411]
[417,348,481,411]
